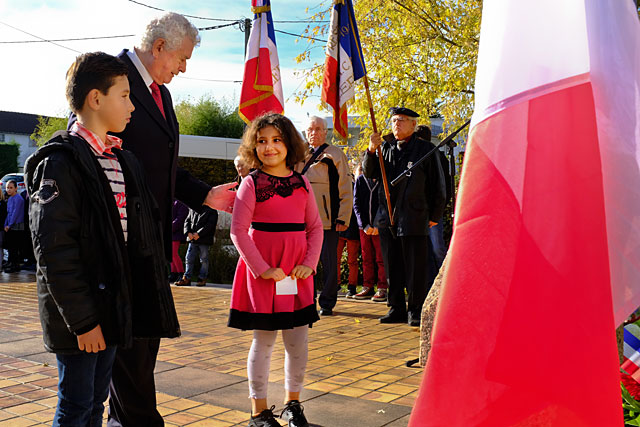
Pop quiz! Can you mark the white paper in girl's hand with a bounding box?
[276,276,298,295]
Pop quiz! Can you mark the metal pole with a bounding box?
[244,18,251,57]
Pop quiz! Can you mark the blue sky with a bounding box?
[0,0,328,128]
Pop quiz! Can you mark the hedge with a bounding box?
[0,142,20,176]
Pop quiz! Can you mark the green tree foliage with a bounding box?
[175,96,245,139]
[175,95,245,186]
[31,115,68,147]
[0,141,20,176]
[295,0,481,146]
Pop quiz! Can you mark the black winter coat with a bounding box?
[184,206,218,246]
[363,133,446,236]
[24,132,180,354]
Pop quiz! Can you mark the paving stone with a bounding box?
[0,278,421,426]
[154,366,245,398]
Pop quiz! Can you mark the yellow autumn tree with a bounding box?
[294,0,482,147]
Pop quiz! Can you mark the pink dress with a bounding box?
[228,170,323,330]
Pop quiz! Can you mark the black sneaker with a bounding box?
[248,406,280,427]
[280,400,309,427]
[345,286,357,298]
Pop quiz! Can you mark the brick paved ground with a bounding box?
[0,271,422,426]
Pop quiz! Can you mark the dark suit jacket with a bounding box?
[113,50,210,260]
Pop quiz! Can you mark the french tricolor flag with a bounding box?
[321,0,366,138]
[624,323,640,382]
[410,1,640,425]
[238,0,284,123]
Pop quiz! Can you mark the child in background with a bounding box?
[176,205,218,286]
[228,113,323,427]
[170,200,189,283]
[3,180,24,273]
[24,52,173,426]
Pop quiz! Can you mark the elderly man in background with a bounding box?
[296,116,353,316]
[363,108,446,327]
[106,13,235,426]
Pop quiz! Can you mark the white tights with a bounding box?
[247,325,309,399]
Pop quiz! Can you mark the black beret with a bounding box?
[389,107,419,118]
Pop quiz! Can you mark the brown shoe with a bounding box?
[174,276,191,286]
[354,287,375,300]
[196,278,207,287]
[371,289,387,302]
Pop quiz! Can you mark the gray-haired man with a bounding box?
[107,13,235,426]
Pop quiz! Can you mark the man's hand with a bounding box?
[368,132,383,152]
[204,182,238,213]
[290,265,313,280]
[335,224,348,232]
[187,232,194,241]
[260,267,286,282]
[429,221,438,228]
[77,325,106,353]
[3,226,8,232]
[192,233,199,240]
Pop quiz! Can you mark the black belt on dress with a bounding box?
[251,222,305,232]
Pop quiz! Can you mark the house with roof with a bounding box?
[0,111,52,171]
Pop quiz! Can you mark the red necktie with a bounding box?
[150,82,166,119]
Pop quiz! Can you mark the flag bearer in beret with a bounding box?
[363,107,446,327]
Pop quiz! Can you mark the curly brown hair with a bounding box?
[237,113,308,170]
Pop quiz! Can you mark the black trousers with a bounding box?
[108,338,163,427]
[378,228,437,317]
[317,229,339,310]
[5,229,23,266]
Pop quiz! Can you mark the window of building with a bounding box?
[0,134,4,142]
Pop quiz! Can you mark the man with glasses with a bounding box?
[297,116,353,316]
[363,107,446,327]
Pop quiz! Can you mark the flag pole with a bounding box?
[362,75,394,228]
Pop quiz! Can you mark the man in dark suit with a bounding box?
[107,12,236,426]
[363,107,446,328]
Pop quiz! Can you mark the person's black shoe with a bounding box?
[280,400,309,427]
[345,286,357,298]
[3,264,21,274]
[379,310,407,324]
[248,406,280,427]
[408,312,421,327]
[319,307,333,316]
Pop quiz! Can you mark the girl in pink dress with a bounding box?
[229,114,323,427]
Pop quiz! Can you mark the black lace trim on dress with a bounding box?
[250,170,308,202]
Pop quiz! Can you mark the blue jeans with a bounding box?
[185,242,210,280]
[53,346,117,427]
[429,219,447,269]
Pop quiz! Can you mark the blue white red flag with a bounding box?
[409,1,640,425]
[623,323,640,383]
[239,0,284,123]
[321,0,366,138]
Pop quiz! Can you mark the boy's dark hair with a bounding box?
[238,113,308,170]
[65,52,129,113]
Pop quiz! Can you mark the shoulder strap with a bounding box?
[301,143,329,175]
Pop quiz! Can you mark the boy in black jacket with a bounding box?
[25,52,178,426]
[175,206,218,286]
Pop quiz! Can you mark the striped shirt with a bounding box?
[70,122,128,242]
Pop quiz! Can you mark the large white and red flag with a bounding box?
[238,0,284,123]
[410,1,640,425]
[321,0,366,138]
